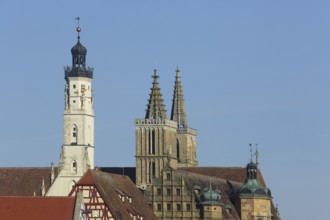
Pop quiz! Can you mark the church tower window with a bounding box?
[72,126,77,145]
[148,161,156,183]
[148,130,156,155]
[71,160,77,173]
[176,139,180,161]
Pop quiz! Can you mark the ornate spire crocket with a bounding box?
[170,66,187,128]
[145,69,167,120]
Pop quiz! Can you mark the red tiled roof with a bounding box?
[0,168,58,196]
[76,168,94,185]
[179,166,266,186]
[176,167,280,220]
[0,196,75,220]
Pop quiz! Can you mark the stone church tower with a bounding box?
[170,67,197,167]
[135,68,197,189]
[135,70,178,189]
[47,23,95,196]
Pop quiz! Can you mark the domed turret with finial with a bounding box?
[65,17,93,79]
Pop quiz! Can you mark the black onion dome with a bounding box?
[247,161,257,170]
[71,39,87,55]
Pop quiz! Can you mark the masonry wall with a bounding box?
[240,198,271,220]
[202,205,222,219]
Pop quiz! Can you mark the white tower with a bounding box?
[47,20,95,196]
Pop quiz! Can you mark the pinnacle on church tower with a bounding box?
[145,69,167,120]
[170,66,188,128]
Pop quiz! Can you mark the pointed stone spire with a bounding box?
[145,69,167,120]
[171,66,187,128]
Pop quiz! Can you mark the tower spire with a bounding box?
[170,66,187,128]
[145,69,167,120]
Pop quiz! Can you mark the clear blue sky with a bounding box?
[0,1,329,219]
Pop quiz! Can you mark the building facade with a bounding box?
[135,71,280,220]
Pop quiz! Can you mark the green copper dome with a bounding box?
[200,185,223,205]
[232,161,272,198]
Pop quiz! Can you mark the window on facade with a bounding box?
[186,204,191,211]
[166,188,171,196]
[152,161,156,178]
[157,188,162,196]
[73,85,76,89]
[157,203,162,211]
[258,218,263,220]
[73,100,76,103]
[72,126,77,145]
[148,130,156,155]
[166,173,171,180]
[177,204,181,211]
[73,127,77,137]
[149,161,156,183]
[176,139,180,161]
[167,203,171,211]
[176,188,181,196]
[72,161,77,173]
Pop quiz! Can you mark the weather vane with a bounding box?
[249,144,253,162]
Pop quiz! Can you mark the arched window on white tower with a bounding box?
[72,125,77,145]
[71,160,77,173]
